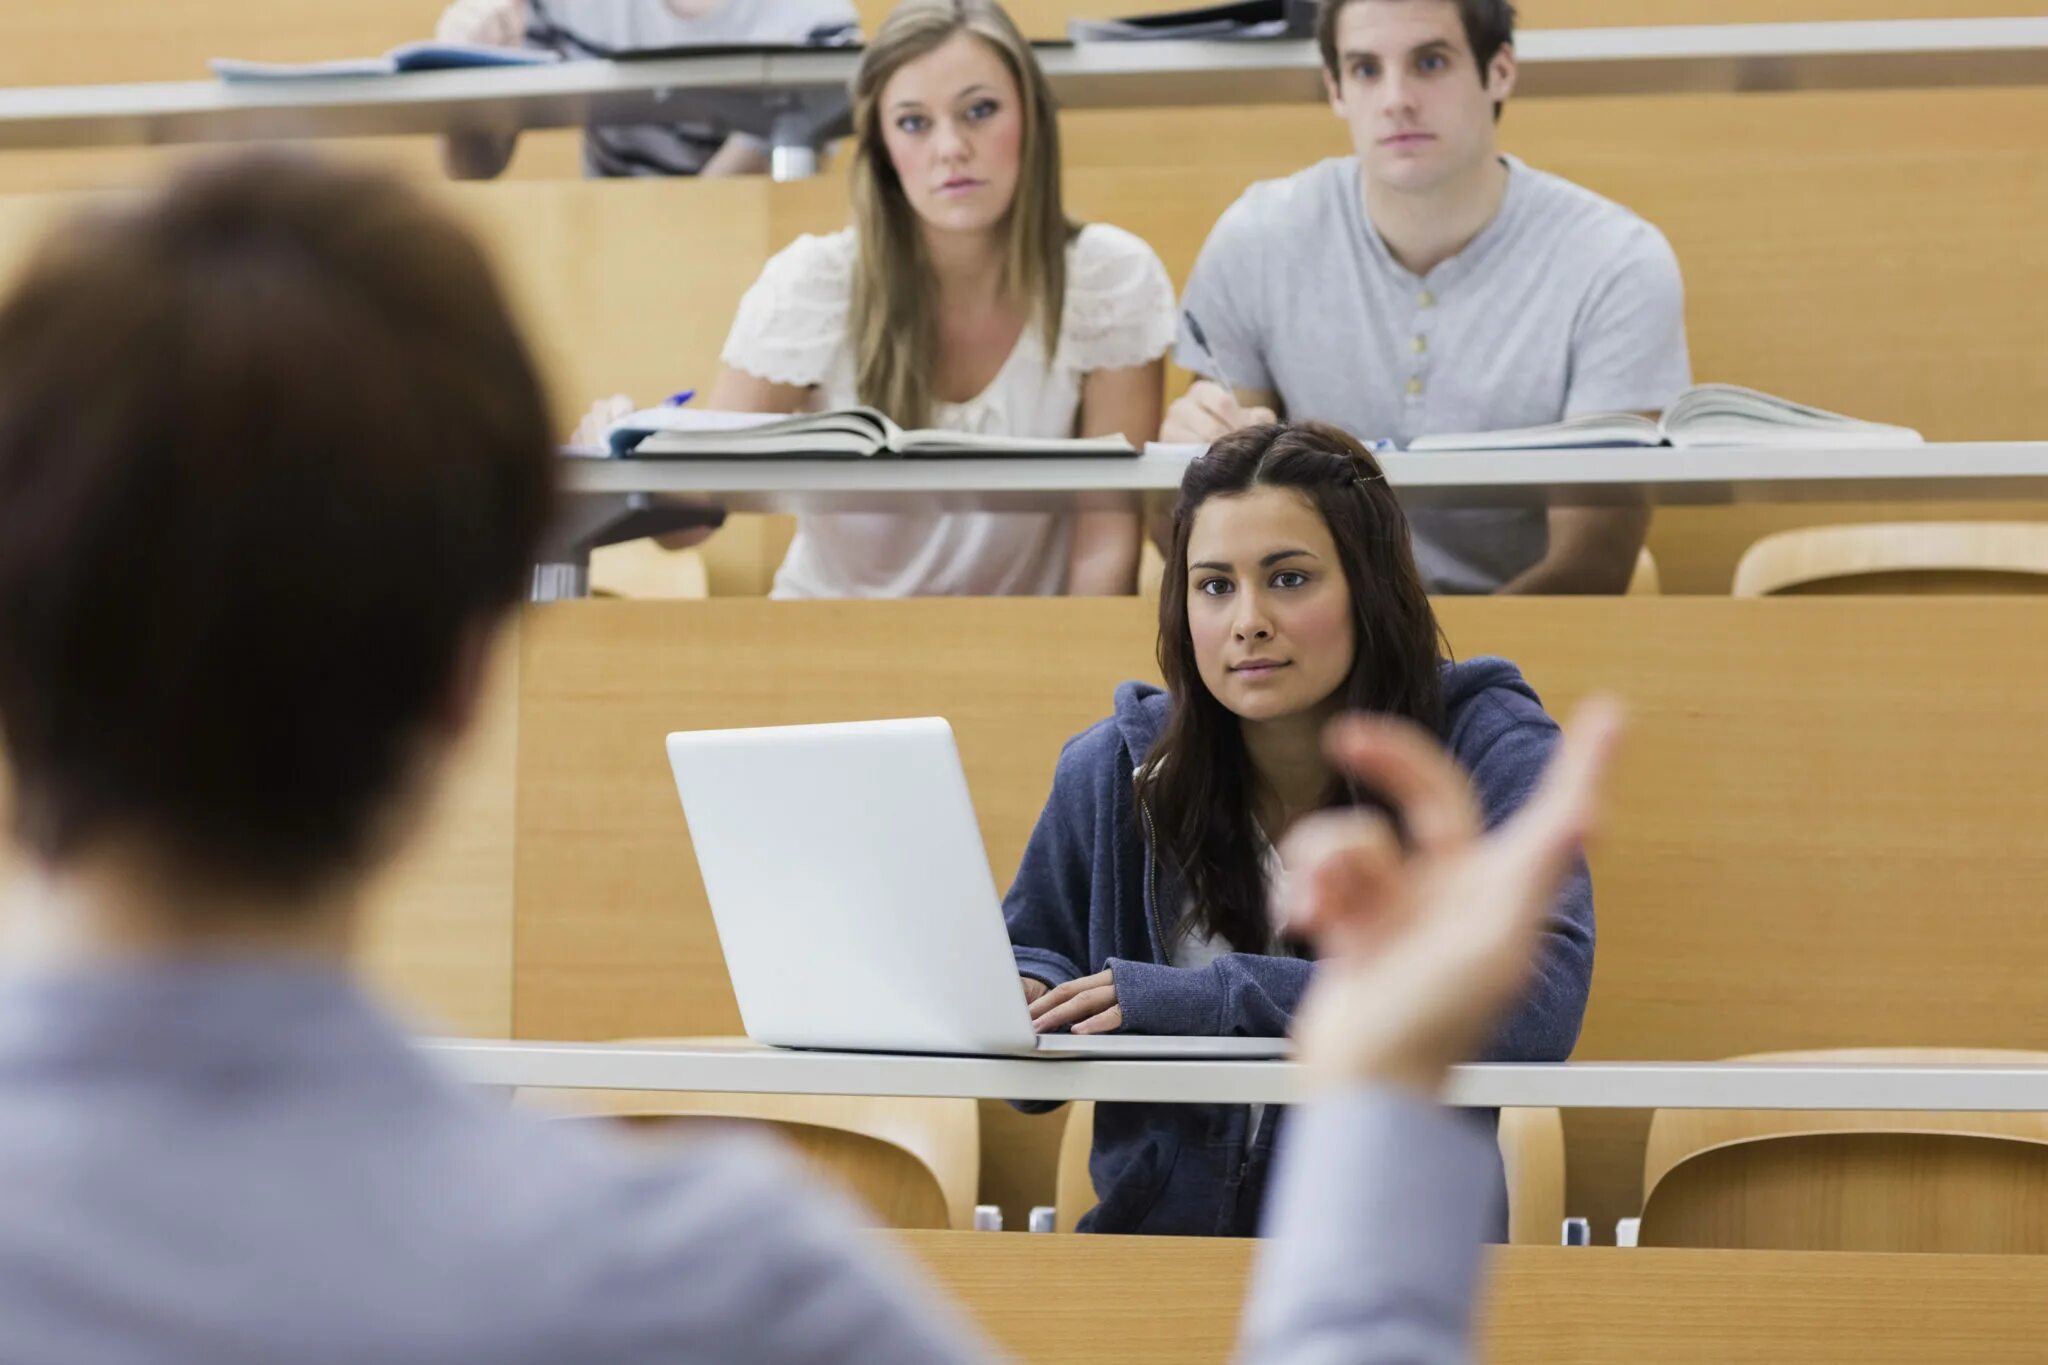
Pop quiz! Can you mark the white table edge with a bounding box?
[422,1040,2048,1111]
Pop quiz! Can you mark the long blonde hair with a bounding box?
[849,0,1075,429]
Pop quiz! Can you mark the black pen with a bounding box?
[1182,309,1239,400]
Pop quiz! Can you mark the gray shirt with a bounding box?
[1177,155,1691,593]
[0,960,1496,1363]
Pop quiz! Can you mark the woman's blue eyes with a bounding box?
[1198,570,1310,596]
[893,101,1000,135]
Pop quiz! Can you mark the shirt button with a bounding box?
[1407,377,1424,396]
[1411,335,1427,355]
[1418,291,1435,308]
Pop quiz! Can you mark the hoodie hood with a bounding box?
[1109,680,1173,771]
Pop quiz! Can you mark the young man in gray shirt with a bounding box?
[1166,0,1691,595]
[0,150,1615,1364]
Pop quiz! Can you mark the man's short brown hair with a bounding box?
[1317,0,1518,107]
[0,153,555,893]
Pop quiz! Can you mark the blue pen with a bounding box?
[664,388,697,407]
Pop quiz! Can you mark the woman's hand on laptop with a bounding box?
[1020,976,1049,1006]
[1279,699,1623,1098]
[1029,969,1121,1035]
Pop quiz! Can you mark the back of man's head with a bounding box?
[0,153,555,896]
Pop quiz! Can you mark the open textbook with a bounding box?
[605,406,1136,459]
[210,43,559,81]
[1068,0,1314,40]
[1405,384,1925,452]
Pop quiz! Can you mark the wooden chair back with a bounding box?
[1640,1047,2048,1251]
[519,1042,981,1231]
[1731,522,2048,596]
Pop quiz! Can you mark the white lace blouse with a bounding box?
[720,223,1176,598]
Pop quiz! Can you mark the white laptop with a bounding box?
[666,717,1290,1060]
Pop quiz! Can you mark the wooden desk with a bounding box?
[891,1234,2048,1364]
[562,442,2048,512]
[1,20,2042,154]
[542,441,2048,598]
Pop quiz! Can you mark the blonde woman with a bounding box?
[715,0,1174,597]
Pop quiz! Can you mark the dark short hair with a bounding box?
[1140,421,1447,954]
[1317,0,1517,117]
[0,152,555,894]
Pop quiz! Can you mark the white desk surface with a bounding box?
[2,19,2044,150]
[424,1037,2048,1112]
[559,441,2048,513]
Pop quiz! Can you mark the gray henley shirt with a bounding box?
[1177,154,1691,593]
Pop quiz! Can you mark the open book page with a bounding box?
[211,55,400,79]
[619,407,899,458]
[1404,412,1663,452]
[1661,383,1924,448]
[612,405,1135,458]
[893,430,1136,457]
[1069,0,1290,40]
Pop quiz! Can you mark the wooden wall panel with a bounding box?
[355,628,523,1037]
[897,1234,2048,1365]
[512,599,1158,1040]
[0,616,518,1041]
[512,595,2048,1226]
[440,174,774,431]
[0,1,442,87]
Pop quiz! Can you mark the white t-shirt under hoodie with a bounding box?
[720,224,1176,598]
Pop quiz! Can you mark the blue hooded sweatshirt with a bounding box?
[1002,656,1594,1237]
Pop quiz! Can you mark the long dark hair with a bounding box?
[1137,421,1446,953]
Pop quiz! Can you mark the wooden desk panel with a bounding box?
[512,599,1157,1041]
[894,1234,2048,1364]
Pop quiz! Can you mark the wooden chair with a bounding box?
[1051,1100,1569,1243]
[587,539,709,599]
[1497,1106,1569,1245]
[1639,1047,2048,1253]
[1731,522,2048,596]
[1051,1098,1097,1233]
[518,1044,981,1231]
